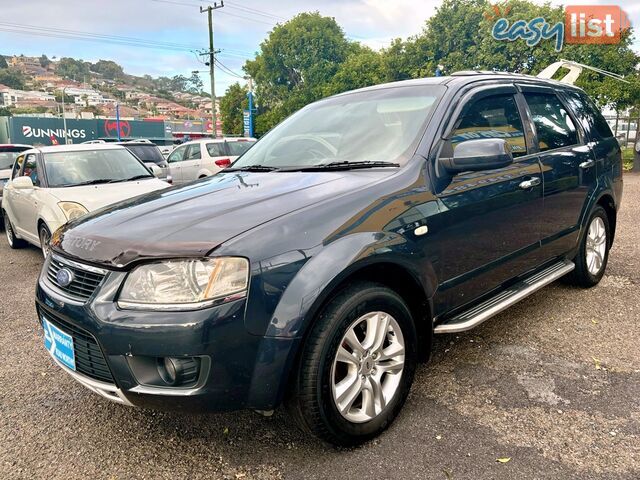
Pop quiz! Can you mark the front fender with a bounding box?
[263,231,435,338]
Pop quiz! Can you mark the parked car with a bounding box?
[0,144,32,211]
[117,140,172,183]
[167,137,256,184]
[36,74,622,446]
[2,144,169,256]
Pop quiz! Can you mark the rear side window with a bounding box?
[186,144,201,160]
[524,93,578,151]
[206,143,226,157]
[451,94,527,157]
[564,91,614,140]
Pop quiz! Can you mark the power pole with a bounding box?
[200,1,224,138]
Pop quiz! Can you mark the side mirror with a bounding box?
[12,176,35,190]
[439,138,514,174]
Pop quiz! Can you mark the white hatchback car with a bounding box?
[2,144,169,256]
[166,137,256,185]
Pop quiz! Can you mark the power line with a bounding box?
[223,2,286,21]
[0,21,199,51]
[216,10,276,27]
[214,58,244,79]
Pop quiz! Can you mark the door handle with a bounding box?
[519,177,541,190]
[579,160,595,169]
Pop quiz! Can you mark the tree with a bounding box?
[0,107,11,116]
[91,59,124,80]
[324,45,388,96]
[220,82,248,135]
[0,68,26,89]
[56,57,90,80]
[187,72,204,94]
[39,54,51,68]
[244,12,352,133]
[0,56,7,69]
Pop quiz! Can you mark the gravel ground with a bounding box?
[1,174,639,480]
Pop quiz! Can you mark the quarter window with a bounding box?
[451,94,527,157]
[564,91,613,140]
[11,154,25,179]
[524,93,578,151]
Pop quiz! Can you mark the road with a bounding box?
[1,175,639,480]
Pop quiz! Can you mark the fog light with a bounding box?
[157,357,200,386]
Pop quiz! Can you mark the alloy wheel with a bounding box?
[4,214,14,247]
[586,216,607,276]
[39,227,51,258]
[331,311,405,423]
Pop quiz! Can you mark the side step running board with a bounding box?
[434,260,575,334]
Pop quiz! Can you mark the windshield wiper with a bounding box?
[224,165,279,172]
[114,174,155,182]
[63,178,115,186]
[280,161,400,172]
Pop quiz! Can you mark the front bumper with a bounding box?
[36,255,299,412]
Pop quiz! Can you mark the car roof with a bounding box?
[180,137,256,145]
[24,143,129,154]
[0,144,32,149]
[329,71,583,97]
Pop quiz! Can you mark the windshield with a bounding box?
[125,145,165,164]
[43,148,153,187]
[233,85,444,169]
[227,140,255,157]
[0,149,29,170]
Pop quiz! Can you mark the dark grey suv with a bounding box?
[36,72,622,445]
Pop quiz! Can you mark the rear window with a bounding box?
[0,147,30,170]
[227,141,255,156]
[124,145,165,164]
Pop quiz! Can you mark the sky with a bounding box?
[1,0,639,95]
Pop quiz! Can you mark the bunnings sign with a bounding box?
[1,117,169,145]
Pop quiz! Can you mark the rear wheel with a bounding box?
[39,223,52,258]
[3,211,26,249]
[566,205,610,288]
[287,282,418,446]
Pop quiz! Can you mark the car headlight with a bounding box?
[118,257,249,310]
[58,201,89,221]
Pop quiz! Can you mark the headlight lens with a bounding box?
[118,257,249,310]
[58,201,89,221]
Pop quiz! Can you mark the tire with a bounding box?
[39,223,52,258]
[566,205,610,288]
[3,211,26,249]
[287,281,418,446]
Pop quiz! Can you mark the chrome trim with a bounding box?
[128,384,204,397]
[518,177,541,190]
[117,291,246,312]
[579,160,596,169]
[46,349,133,406]
[434,260,575,334]
[51,253,109,275]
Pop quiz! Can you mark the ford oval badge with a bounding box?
[56,268,75,288]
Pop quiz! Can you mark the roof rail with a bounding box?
[537,59,630,85]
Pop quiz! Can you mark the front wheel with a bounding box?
[3,211,26,249]
[39,223,52,258]
[287,282,418,446]
[566,205,610,288]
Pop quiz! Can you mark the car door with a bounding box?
[167,145,188,184]
[10,153,41,240]
[431,86,544,312]
[519,85,596,258]
[181,143,203,181]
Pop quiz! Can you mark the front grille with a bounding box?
[46,256,106,301]
[40,308,114,384]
